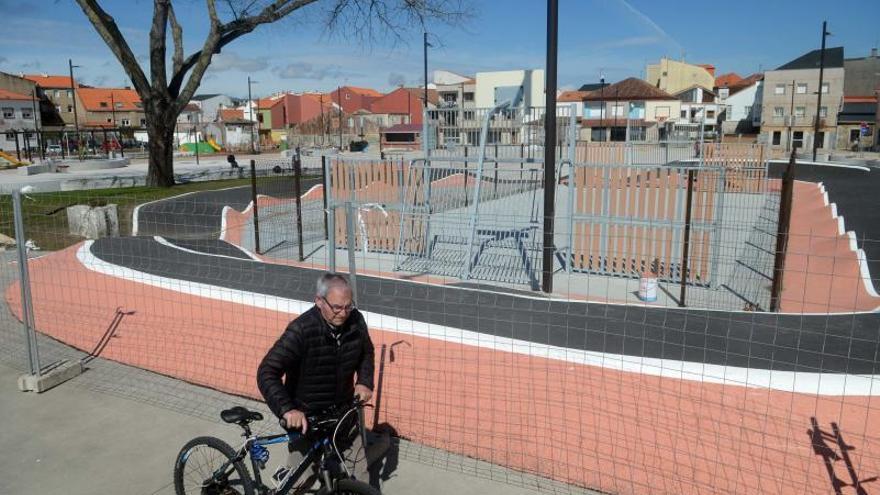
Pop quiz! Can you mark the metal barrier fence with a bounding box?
[3,147,880,495]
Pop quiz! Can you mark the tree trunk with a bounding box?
[146,98,176,187]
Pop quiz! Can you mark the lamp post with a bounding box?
[68,59,81,156]
[247,76,259,154]
[812,21,831,161]
[337,86,343,149]
[599,73,606,142]
[541,0,558,294]
[423,32,432,109]
[31,89,43,160]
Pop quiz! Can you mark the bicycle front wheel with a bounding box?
[328,478,381,495]
[173,436,255,495]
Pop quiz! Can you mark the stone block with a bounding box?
[67,204,119,239]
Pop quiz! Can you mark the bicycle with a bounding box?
[173,399,379,495]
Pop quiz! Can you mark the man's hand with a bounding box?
[282,409,308,434]
[354,384,373,402]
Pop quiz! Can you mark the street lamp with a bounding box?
[247,76,259,154]
[423,32,433,109]
[68,59,81,156]
[812,21,831,161]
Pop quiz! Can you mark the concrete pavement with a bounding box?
[0,361,579,495]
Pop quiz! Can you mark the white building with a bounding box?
[0,88,40,155]
[474,69,545,108]
[190,94,236,122]
[717,76,763,135]
[675,85,723,137]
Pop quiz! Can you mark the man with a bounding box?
[257,272,375,487]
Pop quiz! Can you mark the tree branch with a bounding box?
[168,3,185,76]
[74,0,150,95]
[150,0,171,93]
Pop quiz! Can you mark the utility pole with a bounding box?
[423,32,431,109]
[68,59,81,154]
[319,93,326,146]
[541,0,558,294]
[787,79,796,153]
[247,76,258,154]
[599,75,606,142]
[31,89,43,160]
[812,21,830,162]
[337,86,343,149]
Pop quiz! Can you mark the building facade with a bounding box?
[0,89,40,154]
[21,74,76,129]
[645,58,715,95]
[760,47,844,154]
[579,78,680,142]
[75,87,145,129]
[474,69,545,108]
[191,94,236,122]
[717,76,763,135]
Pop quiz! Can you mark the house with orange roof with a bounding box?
[368,87,438,126]
[327,86,382,114]
[0,88,40,155]
[75,87,145,130]
[21,74,78,128]
[268,92,337,143]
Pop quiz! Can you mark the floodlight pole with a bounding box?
[541,0,558,294]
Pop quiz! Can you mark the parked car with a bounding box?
[46,144,62,154]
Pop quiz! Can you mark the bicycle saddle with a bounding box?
[220,406,264,424]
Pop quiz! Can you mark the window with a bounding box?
[5,132,15,141]
[796,83,807,94]
[821,83,829,93]
[719,88,729,98]
[680,109,687,118]
[707,109,716,119]
[67,105,73,113]
[106,118,112,123]
[121,118,131,126]
[774,107,784,117]
[99,101,108,108]
[819,106,827,118]
[590,128,607,142]
[54,90,61,98]
[772,131,782,145]
[795,106,805,117]
[792,131,804,148]
[22,109,32,119]
[629,126,647,141]
[609,127,627,141]
[744,105,752,116]
[140,118,146,126]
[611,104,624,117]
[67,90,72,98]
[850,129,860,142]
[816,131,825,149]
[463,92,474,102]
[2,107,14,118]
[775,84,785,95]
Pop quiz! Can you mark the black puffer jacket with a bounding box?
[257,306,374,417]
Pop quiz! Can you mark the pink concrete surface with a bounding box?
[4,243,880,494]
[781,181,880,313]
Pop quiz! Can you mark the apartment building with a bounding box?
[75,87,145,129]
[759,47,844,153]
[645,58,716,95]
[0,88,40,153]
[579,78,680,142]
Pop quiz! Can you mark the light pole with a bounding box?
[31,89,43,160]
[599,73,606,142]
[247,76,259,154]
[812,21,831,161]
[787,80,795,153]
[423,32,432,109]
[68,59,81,156]
[337,86,343,149]
[541,0,558,294]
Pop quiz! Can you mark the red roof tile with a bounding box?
[558,90,590,102]
[22,74,75,88]
[582,78,677,101]
[715,73,743,88]
[219,108,246,121]
[345,86,383,97]
[77,87,142,112]
[0,89,33,101]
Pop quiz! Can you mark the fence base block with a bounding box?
[17,360,83,393]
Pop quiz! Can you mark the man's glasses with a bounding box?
[321,296,355,315]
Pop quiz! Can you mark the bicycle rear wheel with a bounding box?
[173,436,255,495]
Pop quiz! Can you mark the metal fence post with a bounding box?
[249,159,261,254]
[325,156,336,272]
[321,155,329,240]
[770,152,796,311]
[12,190,41,377]
[293,150,305,261]
[678,169,695,307]
[345,201,359,303]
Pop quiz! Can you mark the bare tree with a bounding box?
[75,0,467,186]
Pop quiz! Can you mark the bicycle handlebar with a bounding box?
[278,398,366,430]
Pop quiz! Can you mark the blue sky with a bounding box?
[1,0,878,98]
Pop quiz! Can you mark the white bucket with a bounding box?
[638,273,658,302]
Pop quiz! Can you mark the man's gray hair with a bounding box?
[316,272,351,297]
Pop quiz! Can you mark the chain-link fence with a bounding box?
[2,138,880,495]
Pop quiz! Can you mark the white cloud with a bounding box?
[209,52,270,73]
[272,62,362,81]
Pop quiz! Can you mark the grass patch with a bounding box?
[0,175,312,251]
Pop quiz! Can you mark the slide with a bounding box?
[207,138,222,152]
[0,150,26,167]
